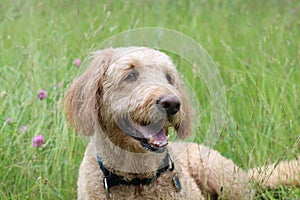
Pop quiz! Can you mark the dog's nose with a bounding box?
[157,95,181,116]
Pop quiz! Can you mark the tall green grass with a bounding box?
[0,0,299,199]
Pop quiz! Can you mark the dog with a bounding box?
[65,47,300,199]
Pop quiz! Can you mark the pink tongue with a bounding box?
[138,126,167,142]
[153,129,167,142]
[132,120,168,144]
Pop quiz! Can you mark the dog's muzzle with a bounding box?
[116,94,181,153]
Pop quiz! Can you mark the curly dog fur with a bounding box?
[65,47,300,199]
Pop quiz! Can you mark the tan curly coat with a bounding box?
[65,47,300,200]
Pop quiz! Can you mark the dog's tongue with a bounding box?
[135,123,168,147]
[152,129,167,143]
[146,129,168,147]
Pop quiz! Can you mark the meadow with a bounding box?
[0,0,300,199]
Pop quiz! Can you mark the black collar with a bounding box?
[97,152,174,194]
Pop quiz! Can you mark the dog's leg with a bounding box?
[170,142,254,200]
[248,156,300,188]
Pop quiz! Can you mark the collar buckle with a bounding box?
[103,177,109,199]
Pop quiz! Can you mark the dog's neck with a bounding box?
[91,125,168,179]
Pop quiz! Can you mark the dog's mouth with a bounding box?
[116,117,169,153]
[133,120,168,153]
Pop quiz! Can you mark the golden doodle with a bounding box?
[65,47,299,199]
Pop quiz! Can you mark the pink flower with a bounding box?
[7,117,12,123]
[38,89,47,100]
[73,58,81,67]
[19,125,27,133]
[57,82,62,88]
[32,135,45,147]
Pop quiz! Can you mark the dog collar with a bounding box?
[96,152,180,197]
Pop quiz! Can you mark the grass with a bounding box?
[0,0,299,199]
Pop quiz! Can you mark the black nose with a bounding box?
[157,95,181,116]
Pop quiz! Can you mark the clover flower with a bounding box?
[7,117,12,123]
[38,90,47,100]
[73,58,81,67]
[19,125,27,133]
[32,135,45,147]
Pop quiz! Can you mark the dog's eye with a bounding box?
[166,74,173,85]
[124,70,139,82]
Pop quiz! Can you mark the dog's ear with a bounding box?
[175,76,193,139]
[65,48,114,136]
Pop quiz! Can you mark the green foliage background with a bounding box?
[0,0,299,199]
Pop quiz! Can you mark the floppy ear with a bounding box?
[64,48,114,136]
[175,75,193,139]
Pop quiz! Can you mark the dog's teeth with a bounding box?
[160,141,168,147]
[149,136,154,143]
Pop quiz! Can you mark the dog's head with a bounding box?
[65,47,192,153]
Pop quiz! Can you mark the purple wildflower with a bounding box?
[73,58,81,67]
[19,125,27,133]
[57,82,62,88]
[7,117,12,123]
[32,135,45,147]
[38,89,47,100]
